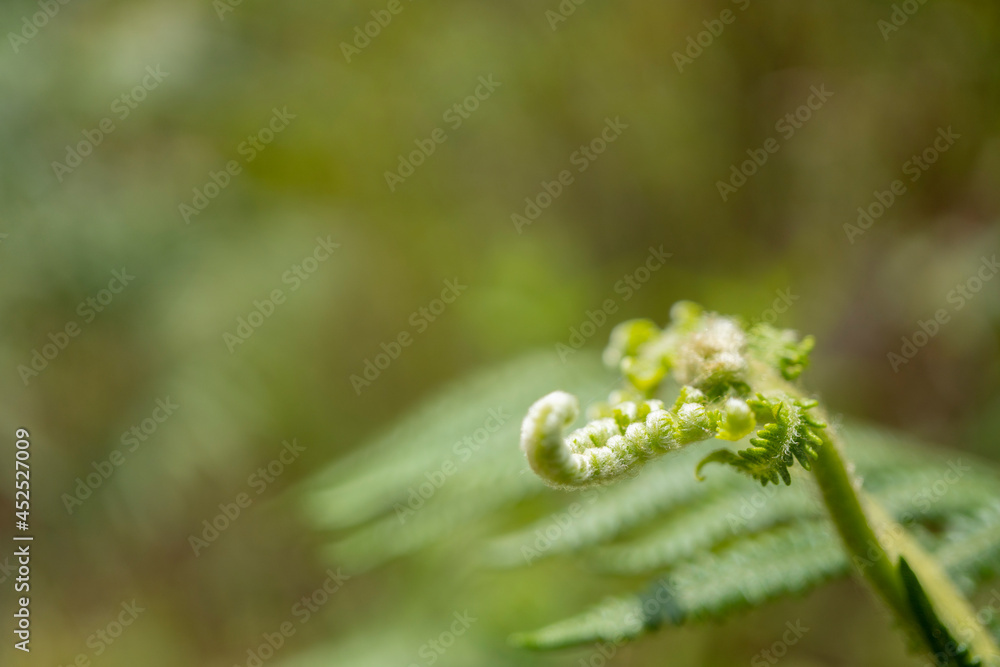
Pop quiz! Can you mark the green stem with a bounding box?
[811,431,909,618]
[812,425,1000,663]
[758,367,999,662]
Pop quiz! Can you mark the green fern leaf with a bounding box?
[937,504,1000,594]
[512,521,844,649]
[512,509,1000,652]
[484,440,750,566]
[590,484,819,574]
[697,395,825,486]
[591,465,999,577]
[509,596,651,650]
[302,351,613,530]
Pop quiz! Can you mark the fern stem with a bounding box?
[813,426,1000,663]
[865,498,1000,664]
[762,360,1000,662]
[811,429,910,617]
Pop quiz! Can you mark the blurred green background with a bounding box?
[0,0,998,665]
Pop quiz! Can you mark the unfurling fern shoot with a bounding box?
[520,302,1000,666]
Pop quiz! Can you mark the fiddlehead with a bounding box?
[520,302,822,488]
[520,388,754,488]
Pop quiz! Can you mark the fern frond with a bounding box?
[696,394,825,486]
[326,461,540,572]
[519,387,758,488]
[591,466,998,576]
[485,440,751,566]
[511,509,1000,652]
[515,303,1000,660]
[301,307,1000,663]
[509,456,1000,651]
[509,595,652,650]
[512,521,844,649]
[591,484,819,574]
[521,307,824,488]
[937,505,1000,594]
[874,472,1000,524]
[302,351,612,531]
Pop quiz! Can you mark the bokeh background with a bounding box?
[1,0,999,665]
